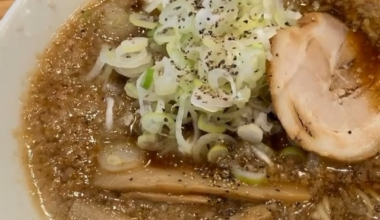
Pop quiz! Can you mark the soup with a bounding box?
[19,0,380,219]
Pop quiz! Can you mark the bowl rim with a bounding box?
[0,0,25,34]
[0,0,89,219]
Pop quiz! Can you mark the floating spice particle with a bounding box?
[375,204,380,212]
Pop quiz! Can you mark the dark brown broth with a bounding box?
[19,0,380,220]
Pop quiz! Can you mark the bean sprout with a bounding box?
[105,97,114,130]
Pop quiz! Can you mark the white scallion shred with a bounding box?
[251,145,275,168]
[105,97,115,130]
[86,55,105,81]
[94,0,302,155]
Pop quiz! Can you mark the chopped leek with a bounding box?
[193,133,237,162]
[129,13,158,29]
[95,0,302,156]
[124,82,139,99]
[207,145,228,163]
[147,28,156,38]
[198,114,227,133]
[141,112,175,135]
[280,146,306,161]
[140,68,154,89]
[232,166,267,185]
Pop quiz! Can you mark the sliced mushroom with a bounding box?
[93,167,311,203]
[123,192,210,204]
[269,12,380,161]
[230,205,273,220]
[69,199,131,220]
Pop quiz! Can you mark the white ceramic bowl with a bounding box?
[0,0,88,219]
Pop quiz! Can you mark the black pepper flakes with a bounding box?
[375,204,380,212]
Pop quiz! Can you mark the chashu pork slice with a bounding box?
[269,12,380,161]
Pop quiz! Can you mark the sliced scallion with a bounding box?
[258,14,264,22]
[232,166,267,185]
[124,82,139,99]
[193,78,203,88]
[147,29,156,38]
[129,13,158,29]
[197,113,227,133]
[140,68,154,90]
[280,146,306,161]
[207,145,228,163]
